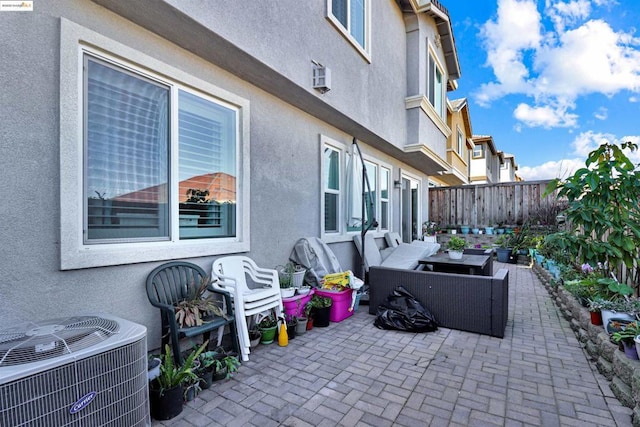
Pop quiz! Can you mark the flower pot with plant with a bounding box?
[447,235,466,260]
[612,321,640,359]
[174,276,227,328]
[278,262,299,298]
[306,294,332,327]
[149,341,207,420]
[257,314,278,344]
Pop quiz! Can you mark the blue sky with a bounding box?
[445,0,640,180]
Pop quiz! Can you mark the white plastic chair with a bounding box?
[211,256,283,361]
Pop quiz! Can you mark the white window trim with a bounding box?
[426,45,445,121]
[379,165,391,232]
[60,19,250,270]
[326,0,372,63]
[321,135,346,243]
[320,135,389,243]
[399,169,423,242]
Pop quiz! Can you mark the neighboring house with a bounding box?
[430,98,473,186]
[499,152,520,182]
[0,0,462,348]
[469,135,503,184]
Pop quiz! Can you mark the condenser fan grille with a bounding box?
[0,316,119,367]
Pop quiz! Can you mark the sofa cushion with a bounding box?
[410,240,440,257]
[380,243,438,270]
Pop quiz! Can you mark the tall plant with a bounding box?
[545,141,640,286]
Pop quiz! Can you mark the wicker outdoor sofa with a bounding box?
[368,266,509,338]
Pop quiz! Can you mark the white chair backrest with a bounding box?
[212,256,278,292]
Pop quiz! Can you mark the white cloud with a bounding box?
[518,158,584,180]
[594,107,608,120]
[630,96,639,102]
[547,0,592,33]
[474,0,640,129]
[513,102,578,128]
[520,130,640,180]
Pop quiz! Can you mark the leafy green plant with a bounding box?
[305,295,333,317]
[155,341,207,395]
[258,314,277,329]
[545,141,640,287]
[612,321,640,344]
[447,235,466,252]
[175,276,227,328]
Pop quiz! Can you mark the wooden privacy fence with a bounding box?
[429,180,566,227]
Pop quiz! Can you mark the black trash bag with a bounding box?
[374,286,438,332]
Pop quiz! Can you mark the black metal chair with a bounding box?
[146,261,239,365]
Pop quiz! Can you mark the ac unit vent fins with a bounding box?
[0,316,119,367]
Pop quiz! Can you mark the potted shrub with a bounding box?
[612,321,640,359]
[285,314,297,339]
[149,342,206,420]
[248,326,261,348]
[174,276,227,328]
[209,347,241,381]
[278,263,297,298]
[258,314,278,344]
[307,294,332,327]
[447,235,466,260]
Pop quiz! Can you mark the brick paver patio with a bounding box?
[152,262,633,426]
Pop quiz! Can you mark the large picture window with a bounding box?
[60,20,250,269]
[84,56,237,243]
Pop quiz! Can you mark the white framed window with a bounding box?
[427,49,445,121]
[380,167,390,231]
[60,20,250,269]
[327,0,371,61]
[323,142,342,234]
[457,128,464,155]
[321,135,389,241]
[473,144,484,159]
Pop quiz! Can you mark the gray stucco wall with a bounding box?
[0,0,442,350]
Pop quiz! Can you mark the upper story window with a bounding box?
[473,144,484,159]
[427,50,445,121]
[60,20,250,269]
[327,0,370,60]
[321,136,389,242]
[457,128,463,155]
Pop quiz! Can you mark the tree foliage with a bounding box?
[544,141,640,285]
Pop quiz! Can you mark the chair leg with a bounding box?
[228,320,241,363]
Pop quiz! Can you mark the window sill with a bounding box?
[60,239,250,270]
[326,15,371,63]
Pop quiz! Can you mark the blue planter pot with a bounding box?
[460,226,470,234]
[485,227,494,235]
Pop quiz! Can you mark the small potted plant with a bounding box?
[174,276,227,328]
[277,264,296,298]
[208,347,241,381]
[612,321,640,360]
[149,342,207,420]
[447,235,466,260]
[306,294,332,327]
[285,314,298,339]
[248,326,261,348]
[257,314,278,344]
